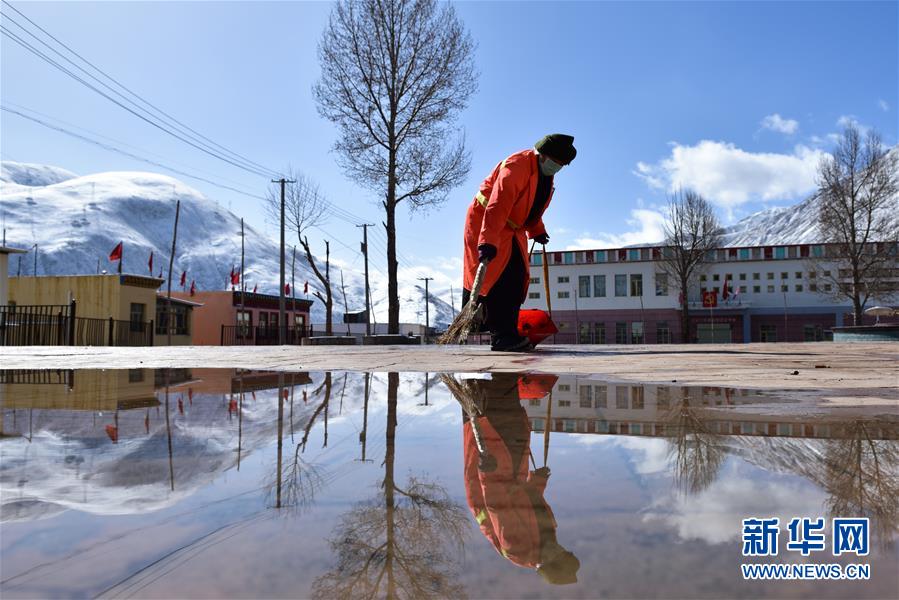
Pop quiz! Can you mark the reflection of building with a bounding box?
[523,242,899,343]
[6,274,197,345]
[171,290,312,345]
[523,375,898,440]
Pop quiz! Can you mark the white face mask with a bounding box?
[540,156,563,176]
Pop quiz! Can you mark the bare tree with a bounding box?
[664,402,725,495]
[312,373,466,598]
[815,125,899,324]
[315,0,477,333]
[265,171,335,334]
[660,189,721,343]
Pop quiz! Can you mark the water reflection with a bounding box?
[1,369,898,599]
[312,374,467,599]
[443,373,580,586]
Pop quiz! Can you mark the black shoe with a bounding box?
[490,335,533,352]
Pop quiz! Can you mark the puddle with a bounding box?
[1,369,897,599]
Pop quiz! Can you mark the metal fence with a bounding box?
[0,301,154,347]
[221,324,308,346]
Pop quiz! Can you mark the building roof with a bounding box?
[156,294,204,308]
[0,246,29,255]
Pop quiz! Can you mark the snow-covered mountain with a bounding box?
[716,194,823,247]
[0,162,454,326]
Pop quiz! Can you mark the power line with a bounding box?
[0,23,274,178]
[0,1,279,179]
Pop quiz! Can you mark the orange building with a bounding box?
[170,290,312,345]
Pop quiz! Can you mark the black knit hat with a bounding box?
[535,134,577,165]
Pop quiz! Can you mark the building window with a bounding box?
[529,399,540,407]
[753,273,760,280]
[130,303,145,332]
[824,283,833,292]
[558,400,571,407]
[579,385,593,408]
[529,292,541,299]
[739,273,746,281]
[753,285,761,294]
[656,321,671,344]
[655,273,668,296]
[579,322,592,344]
[631,321,644,344]
[557,276,569,284]
[615,386,628,409]
[593,275,606,297]
[595,385,608,408]
[767,273,774,280]
[809,283,817,292]
[781,272,789,279]
[795,284,803,292]
[739,248,750,260]
[739,285,747,294]
[558,384,571,392]
[775,247,786,259]
[530,277,540,284]
[269,312,279,327]
[631,386,645,410]
[259,312,269,328]
[700,274,707,282]
[615,321,628,344]
[128,369,144,383]
[563,252,575,264]
[614,274,627,297]
[532,253,543,266]
[156,303,190,336]
[713,274,720,282]
[294,314,305,328]
[630,274,643,297]
[809,271,816,279]
[237,310,252,336]
[595,250,607,262]
[795,271,802,279]
[781,284,788,293]
[578,275,591,297]
[628,249,640,261]
[557,291,570,299]
[823,270,831,277]
[760,324,777,343]
[803,324,824,342]
[594,323,606,344]
[767,285,775,293]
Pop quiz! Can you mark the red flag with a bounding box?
[148,251,154,274]
[251,391,257,401]
[228,399,238,414]
[253,283,258,294]
[180,271,187,287]
[285,283,291,295]
[178,397,184,414]
[303,281,309,294]
[722,276,730,300]
[105,424,118,443]
[144,412,150,434]
[189,280,196,296]
[109,241,123,262]
[230,267,239,286]
[702,290,718,308]
[158,269,163,278]
[188,387,193,403]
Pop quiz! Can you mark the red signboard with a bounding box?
[702,290,718,308]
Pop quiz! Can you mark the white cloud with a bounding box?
[878,99,890,112]
[635,140,826,214]
[566,207,666,249]
[760,113,799,135]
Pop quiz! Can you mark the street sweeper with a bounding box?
[460,134,576,352]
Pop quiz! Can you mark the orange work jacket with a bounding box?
[463,414,555,568]
[463,149,554,299]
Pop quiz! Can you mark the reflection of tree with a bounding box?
[665,401,725,495]
[313,373,467,599]
[819,421,899,546]
[265,374,330,514]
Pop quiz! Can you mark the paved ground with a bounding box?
[2,342,897,404]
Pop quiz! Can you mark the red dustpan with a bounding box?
[518,309,558,346]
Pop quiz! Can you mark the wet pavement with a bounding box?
[1,368,897,599]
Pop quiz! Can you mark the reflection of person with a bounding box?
[460,373,580,585]
[461,134,577,352]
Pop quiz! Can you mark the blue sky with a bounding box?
[2,1,896,282]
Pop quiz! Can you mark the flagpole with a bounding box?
[240,218,245,331]
[166,201,181,347]
[118,241,123,275]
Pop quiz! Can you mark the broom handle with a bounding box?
[542,243,552,318]
[470,259,488,300]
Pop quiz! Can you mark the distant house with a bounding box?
[0,246,28,305]
[6,273,198,346]
[170,290,312,345]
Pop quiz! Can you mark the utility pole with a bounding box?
[356,224,374,336]
[239,218,246,333]
[418,277,433,344]
[450,285,456,319]
[32,244,38,276]
[166,200,181,347]
[272,177,295,344]
[340,268,350,336]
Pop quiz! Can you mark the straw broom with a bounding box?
[440,374,497,472]
[438,258,489,344]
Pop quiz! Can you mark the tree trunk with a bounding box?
[384,372,398,597]
[680,277,691,343]
[325,293,333,336]
[386,199,399,334]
